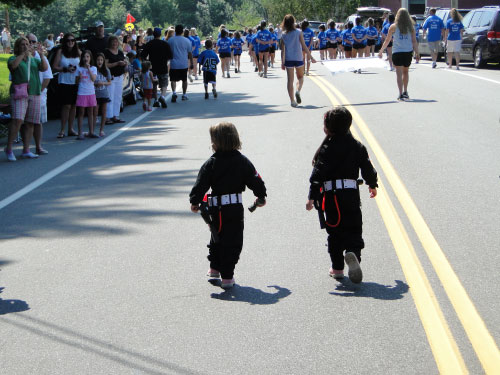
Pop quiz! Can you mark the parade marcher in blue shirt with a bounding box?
[366,18,378,57]
[326,20,340,59]
[256,20,273,78]
[190,28,201,80]
[423,8,445,68]
[352,17,367,59]
[269,27,278,68]
[317,24,328,60]
[445,8,464,70]
[198,39,220,99]
[381,13,395,70]
[231,31,244,73]
[301,20,315,75]
[249,27,259,72]
[216,29,232,78]
[342,21,354,59]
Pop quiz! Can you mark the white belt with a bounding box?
[324,179,358,191]
[208,193,243,206]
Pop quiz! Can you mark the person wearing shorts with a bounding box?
[167,25,194,102]
[423,8,445,68]
[379,8,419,101]
[280,14,316,107]
[198,39,220,99]
[5,37,48,161]
[445,9,464,70]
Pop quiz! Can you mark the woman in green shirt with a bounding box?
[5,37,48,161]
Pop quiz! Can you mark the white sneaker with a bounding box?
[345,252,363,283]
[221,278,235,289]
[188,75,193,83]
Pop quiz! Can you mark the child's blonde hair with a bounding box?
[210,122,241,152]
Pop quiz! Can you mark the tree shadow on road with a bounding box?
[209,283,291,305]
[329,279,409,300]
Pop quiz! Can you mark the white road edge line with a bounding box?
[0,94,171,212]
[419,62,500,85]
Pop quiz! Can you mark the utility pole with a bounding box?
[451,0,458,8]
[401,0,409,10]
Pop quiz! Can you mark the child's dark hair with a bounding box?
[319,24,326,31]
[301,19,309,31]
[388,13,395,23]
[328,20,336,29]
[355,17,362,26]
[312,107,353,166]
[210,122,242,152]
[221,29,228,38]
[141,60,151,73]
[79,50,94,67]
[234,31,241,39]
[95,52,108,76]
[368,18,374,27]
[205,39,213,49]
[260,20,267,29]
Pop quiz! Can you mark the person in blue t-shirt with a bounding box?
[216,29,232,78]
[269,27,278,67]
[352,17,367,58]
[256,20,273,78]
[342,21,354,59]
[231,31,244,73]
[445,8,465,70]
[301,20,315,75]
[366,18,378,57]
[381,13,395,70]
[190,28,201,80]
[198,39,220,99]
[423,8,445,68]
[317,24,328,60]
[326,20,341,59]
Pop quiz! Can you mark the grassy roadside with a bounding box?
[0,54,11,104]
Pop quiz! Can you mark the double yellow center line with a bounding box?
[309,73,500,374]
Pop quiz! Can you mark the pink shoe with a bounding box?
[329,268,344,280]
[147,107,152,111]
[221,278,235,289]
[207,268,220,278]
[143,103,147,111]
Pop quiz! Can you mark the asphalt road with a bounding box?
[1,53,499,374]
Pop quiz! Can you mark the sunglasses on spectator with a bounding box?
[29,40,37,44]
[66,39,75,43]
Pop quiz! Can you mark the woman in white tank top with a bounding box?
[378,8,419,101]
[53,33,81,137]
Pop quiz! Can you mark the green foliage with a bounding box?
[0,54,11,104]
[1,0,55,10]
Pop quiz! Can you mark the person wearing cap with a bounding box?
[141,27,173,108]
[85,21,109,59]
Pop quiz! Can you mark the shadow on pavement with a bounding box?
[329,279,409,300]
[210,283,291,305]
[345,99,437,106]
[0,287,30,315]
[0,124,199,240]
[1,313,200,374]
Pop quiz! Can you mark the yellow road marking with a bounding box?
[310,73,500,374]
[309,75,468,374]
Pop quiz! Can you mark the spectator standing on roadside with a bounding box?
[44,34,54,52]
[423,8,445,69]
[104,35,127,124]
[5,37,48,161]
[167,24,194,103]
[26,33,52,155]
[141,27,173,108]
[85,21,109,60]
[2,27,11,53]
[53,33,80,138]
[445,8,464,70]
[145,28,154,43]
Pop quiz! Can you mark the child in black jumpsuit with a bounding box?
[190,122,267,289]
[306,107,378,283]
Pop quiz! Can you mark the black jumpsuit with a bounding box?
[190,150,267,279]
[308,132,378,270]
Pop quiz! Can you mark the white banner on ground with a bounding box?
[321,57,389,74]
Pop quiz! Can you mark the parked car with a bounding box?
[308,20,324,35]
[46,45,137,119]
[346,7,390,25]
[418,8,471,60]
[459,6,500,67]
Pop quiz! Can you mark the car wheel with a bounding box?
[473,46,486,68]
